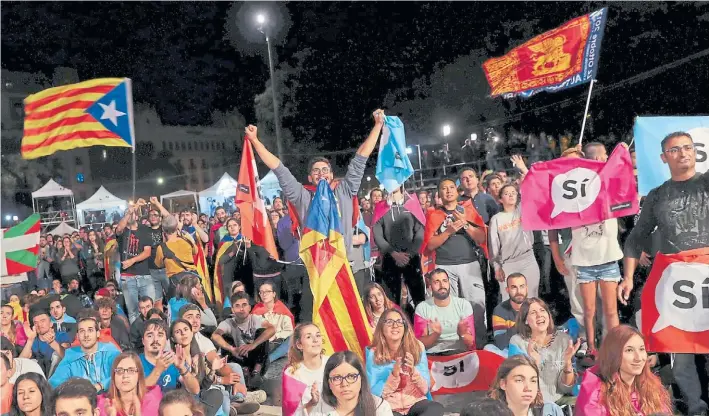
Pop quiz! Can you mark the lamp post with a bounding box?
[442,124,451,176]
[256,13,284,162]
[407,145,424,188]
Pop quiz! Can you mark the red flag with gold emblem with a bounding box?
[483,8,607,98]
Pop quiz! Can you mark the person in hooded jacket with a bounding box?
[372,187,426,309]
[49,312,121,390]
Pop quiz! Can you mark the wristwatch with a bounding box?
[463,224,470,230]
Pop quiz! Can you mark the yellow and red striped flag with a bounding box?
[299,180,372,359]
[193,240,213,303]
[21,78,135,159]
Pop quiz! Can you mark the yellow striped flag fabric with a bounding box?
[299,180,372,360]
[193,240,213,303]
[21,78,135,159]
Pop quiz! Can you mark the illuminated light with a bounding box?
[406,147,413,154]
[471,133,477,141]
[256,14,266,24]
[442,125,451,137]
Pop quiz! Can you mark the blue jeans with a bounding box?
[121,275,156,323]
[268,336,291,363]
[149,268,170,301]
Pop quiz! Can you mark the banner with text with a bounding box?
[641,248,709,354]
[634,116,709,196]
[427,350,505,395]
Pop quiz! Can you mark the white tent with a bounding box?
[31,179,77,228]
[76,186,127,225]
[32,179,73,199]
[160,190,199,212]
[198,173,238,216]
[257,171,282,206]
[47,221,79,235]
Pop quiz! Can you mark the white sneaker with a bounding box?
[245,390,267,404]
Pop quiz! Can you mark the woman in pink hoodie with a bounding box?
[575,325,671,416]
[99,351,163,416]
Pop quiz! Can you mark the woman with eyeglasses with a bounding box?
[488,355,565,416]
[307,351,392,416]
[98,351,162,416]
[251,281,294,363]
[10,372,52,416]
[363,283,399,329]
[365,309,442,416]
[488,184,540,300]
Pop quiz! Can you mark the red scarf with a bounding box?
[287,181,359,238]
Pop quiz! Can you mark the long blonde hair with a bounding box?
[286,322,324,375]
[370,308,422,366]
[108,352,147,416]
[362,283,395,325]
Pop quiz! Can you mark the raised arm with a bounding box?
[339,110,385,197]
[149,197,170,218]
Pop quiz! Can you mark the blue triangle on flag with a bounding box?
[85,80,134,147]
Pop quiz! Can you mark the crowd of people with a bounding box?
[1,111,707,416]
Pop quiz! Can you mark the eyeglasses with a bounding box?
[258,290,274,295]
[664,144,695,155]
[311,167,331,175]
[114,367,139,375]
[329,373,360,386]
[149,213,160,217]
[383,319,405,328]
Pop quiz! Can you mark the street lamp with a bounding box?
[4,214,10,221]
[12,215,18,221]
[256,12,284,162]
[442,125,451,137]
[157,177,164,185]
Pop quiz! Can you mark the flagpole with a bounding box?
[578,79,596,146]
[132,147,136,201]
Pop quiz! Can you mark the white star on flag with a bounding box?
[98,100,126,126]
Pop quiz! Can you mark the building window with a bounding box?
[188,142,192,151]
[189,158,196,170]
[194,141,198,150]
[162,141,166,151]
[212,142,216,151]
[190,175,198,184]
[75,157,83,166]
[169,142,174,151]
[181,142,186,151]
[201,159,207,169]
[221,142,226,151]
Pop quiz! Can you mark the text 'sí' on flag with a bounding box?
[641,248,709,354]
[21,78,135,159]
[520,143,638,231]
[1,214,41,276]
[483,8,608,98]
[427,350,505,395]
[299,180,372,360]
[236,137,279,260]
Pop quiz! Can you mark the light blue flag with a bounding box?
[634,116,709,195]
[376,116,415,192]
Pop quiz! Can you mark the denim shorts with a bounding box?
[576,261,621,283]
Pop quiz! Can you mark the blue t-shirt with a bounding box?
[140,353,180,390]
[32,331,72,359]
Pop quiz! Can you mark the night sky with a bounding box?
[2,2,709,154]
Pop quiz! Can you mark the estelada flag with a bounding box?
[428,350,505,395]
[21,78,135,159]
[641,248,709,354]
[520,144,638,231]
[483,8,608,98]
[282,370,308,416]
[193,240,213,303]
[236,137,279,260]
[299,180,372,359]
[1,214,40,276]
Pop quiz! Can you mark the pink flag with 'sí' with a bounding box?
[521,144,639,231]
[282,370,308,416]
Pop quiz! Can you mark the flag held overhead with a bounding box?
[299,180,372,359]
[483,8,608,98]
[21,78,135,159]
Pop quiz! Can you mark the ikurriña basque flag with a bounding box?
[21,78,135,159]
[483,8,607,98]
[299,180,372,359]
